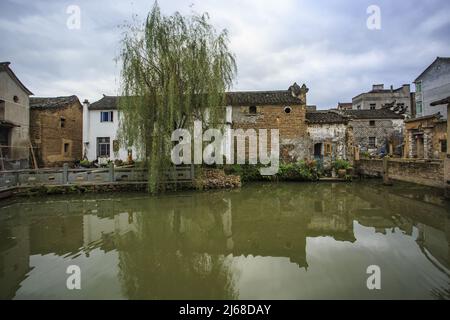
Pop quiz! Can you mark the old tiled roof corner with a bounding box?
[306,110,349,124]
[88,95,119,110]
[30,95,80,109]
[342,109,405,120]
[225,89,304,106]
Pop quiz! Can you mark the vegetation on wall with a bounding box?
[224,160,320,183]
[333,159,351,171]
[278,161,320,181]
[117,2,237,192]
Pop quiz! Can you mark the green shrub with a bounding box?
[277,160,319,181]
[224,164,271,182]
[224,160,321,183]
[80,159,91,168]
[333,159,351,171]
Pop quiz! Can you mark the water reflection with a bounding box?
[0,181,448,299]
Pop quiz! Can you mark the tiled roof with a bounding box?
[342,109,405,120]
[430,96,450,106]
[89,83,309,110]
[225,90,303,106]
[89,95,118,110]
[404,112,442,123]
[30,95,80,109]
[306,111,349,124]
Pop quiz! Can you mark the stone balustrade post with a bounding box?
[63,163,68,184]
[109,162,115,182]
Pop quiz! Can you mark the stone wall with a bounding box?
[404,116,447,160]
[351,119,403,155]
[356,158,445,188]
[30,102,83,167]
[307,123,352,168]
[232,104,309,162]
[196,168,241,190]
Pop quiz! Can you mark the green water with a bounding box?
[0,181,449,299]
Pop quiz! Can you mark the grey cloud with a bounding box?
[0,0,449,108]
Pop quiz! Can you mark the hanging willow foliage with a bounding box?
[117,2,237,192]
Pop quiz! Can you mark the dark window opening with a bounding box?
[284,106,292,114]
[369,137,376,148]
[370,104,376,110]
[97,137,110,157]
[13,95,19,103]
[441,140,447,153]
[60,117,66,128]
[314,143,322,157]
[369,120,375,126]
[249,106,257,114]
[100,111,113,122]
[64,143,70,154]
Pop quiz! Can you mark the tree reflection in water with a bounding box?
[0,181,448,299]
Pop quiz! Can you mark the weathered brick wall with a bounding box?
[351,119,403,154]
[356,158,445,188]
[30,102,83,167]
[232,104,309,162]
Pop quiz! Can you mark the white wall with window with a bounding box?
[83,102,136,162]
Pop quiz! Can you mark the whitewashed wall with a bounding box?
[83,104,136,162]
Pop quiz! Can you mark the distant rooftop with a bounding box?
[30,95,80,109]
[342,109,405,120]
[306,110,348,124]
[89,83,309,110]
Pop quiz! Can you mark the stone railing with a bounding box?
[0,163,194,190]
[356,158,445,188]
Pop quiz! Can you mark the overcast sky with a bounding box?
[1,0,449,108]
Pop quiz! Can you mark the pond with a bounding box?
[0,181,449,299]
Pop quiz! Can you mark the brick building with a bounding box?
[305,110,354,168]
[404,113,446,160]
[342,109,405,156]
[226,82,310,162]
[29,96,83,167]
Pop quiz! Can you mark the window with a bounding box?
[370,104,376,110]
[416,101,422,114]
[415,81,422,93]
[369,120,375,126]
[441,140,447,153]
[357,105,361,110]
[13,95,19,103]
[284,106,292,114]
[63,143,70,155]
[369,137,376,148]
[249,106,257,114]
[97,137,110,157]
[60,117,66,128]
[324,143,332,156]
[100,111,113,122]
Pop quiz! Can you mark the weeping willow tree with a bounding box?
[117,2,237,192]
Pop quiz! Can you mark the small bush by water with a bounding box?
[224,160,320,183]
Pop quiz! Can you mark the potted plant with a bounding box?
[333,159,351,178]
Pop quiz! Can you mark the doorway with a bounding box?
[416,135,424,158]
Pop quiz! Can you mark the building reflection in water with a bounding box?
[0,181,448,299]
